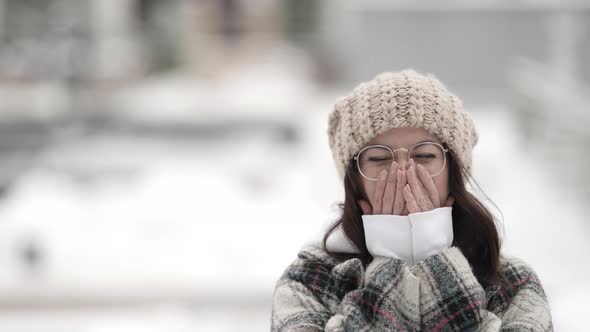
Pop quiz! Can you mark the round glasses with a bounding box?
[353,142,448,181]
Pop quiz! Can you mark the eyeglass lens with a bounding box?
[357,143,445,180]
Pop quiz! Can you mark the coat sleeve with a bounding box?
[271,245,421,332]
[411,246,553,331]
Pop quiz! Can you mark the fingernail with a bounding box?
[396,170,401,181]
[410,158,415,167]
[380,169,387,180]
[391,161,398,170]
[416,164,423,175]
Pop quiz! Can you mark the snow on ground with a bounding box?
[0,102,586,330]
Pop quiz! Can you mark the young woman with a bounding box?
[271,69,553,331]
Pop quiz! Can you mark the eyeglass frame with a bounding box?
[352,141,449,181]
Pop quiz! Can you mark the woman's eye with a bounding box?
[414,154,435,159]
[368,157,392,162]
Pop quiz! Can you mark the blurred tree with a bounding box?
[136,0,182,73]
[284,0,319,45]
[220,0,244,44]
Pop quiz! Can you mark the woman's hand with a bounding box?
[403,159,454,213]
[358,161,408,215]
[358,159,454,215]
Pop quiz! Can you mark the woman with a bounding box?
[271,69,553,331]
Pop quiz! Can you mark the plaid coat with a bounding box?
[271,244,552,331]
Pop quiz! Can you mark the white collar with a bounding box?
[302,207,454,266]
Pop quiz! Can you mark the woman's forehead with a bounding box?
[367,127,440,146]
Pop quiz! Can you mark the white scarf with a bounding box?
[304,207,454,266]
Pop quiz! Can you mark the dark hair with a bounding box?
[322,145,505,288]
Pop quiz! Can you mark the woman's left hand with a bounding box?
[403,159,454,213]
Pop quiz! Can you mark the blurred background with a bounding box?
[0,0,588,331]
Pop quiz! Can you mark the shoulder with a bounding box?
[277,245,365,286]
[486,253,548,314]
[279,245,347,280]
[498,253,544,290]
[275,245,365,304]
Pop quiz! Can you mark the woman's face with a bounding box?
[358,127,450,216]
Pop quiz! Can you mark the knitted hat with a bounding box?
[327,69,478,181]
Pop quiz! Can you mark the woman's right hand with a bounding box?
[358,161,408,215]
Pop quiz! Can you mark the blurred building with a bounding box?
[0,0,319,187]
[319,1,590,100]
[0,0,290,81]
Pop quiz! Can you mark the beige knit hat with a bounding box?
[327,69,478,180]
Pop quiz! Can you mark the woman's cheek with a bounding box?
[362,181,374,200]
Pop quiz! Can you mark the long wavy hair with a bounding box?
[322,144,505,288]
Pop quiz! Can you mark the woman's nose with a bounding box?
[396,158,411,171]
[393,150,411,171]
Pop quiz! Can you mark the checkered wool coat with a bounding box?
[271,244,552,331]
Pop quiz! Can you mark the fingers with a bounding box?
[358,199,373,214]
[381,162,399,214]
[406,159,434,211]
[371,169,388,214]
[392,169,406,215]
[366,160,445,216]
[403,184,420,214]
[416,163,440,208]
